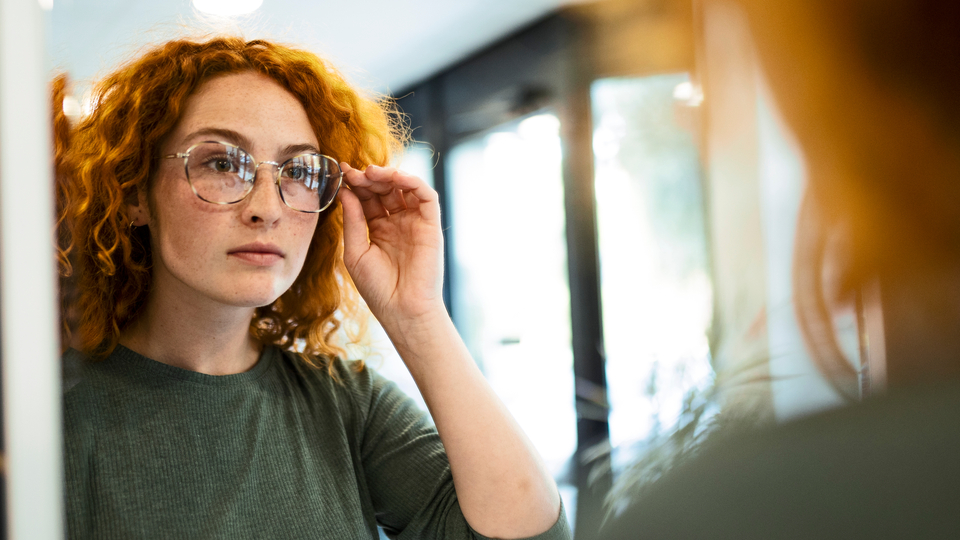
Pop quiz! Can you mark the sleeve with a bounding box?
[350,366,571,540]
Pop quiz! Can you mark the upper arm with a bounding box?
[353,369,479,539]
[346,364,571,540]
[63,389,95,539]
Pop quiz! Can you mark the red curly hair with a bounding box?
[55,36,405,371]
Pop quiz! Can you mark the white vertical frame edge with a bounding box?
[0,0,65,538]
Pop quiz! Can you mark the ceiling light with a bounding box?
[193,0,263,17]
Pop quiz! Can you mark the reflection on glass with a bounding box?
[592,75,714,471]
[755,88,850,417]
[446,112,577,486]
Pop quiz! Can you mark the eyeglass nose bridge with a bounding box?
[242,159,284,185]
[234,160,292,213]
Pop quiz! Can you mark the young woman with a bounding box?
[57,37,569,539]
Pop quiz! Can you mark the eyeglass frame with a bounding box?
[161,140,343,214]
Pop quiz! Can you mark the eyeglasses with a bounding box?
[162,141,343,213]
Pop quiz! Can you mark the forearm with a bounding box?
[381,309,561,539]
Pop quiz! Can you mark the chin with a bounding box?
[241,293,286,309]
[219,275,295,308]
[219,285,289,309]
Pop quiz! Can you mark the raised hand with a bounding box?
[338,163,445,329]
[339,163,563,538]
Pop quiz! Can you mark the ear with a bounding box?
[126,188,151,227]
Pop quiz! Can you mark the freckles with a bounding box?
[157,195,228,276]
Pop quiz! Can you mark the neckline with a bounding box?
[105,343,277,387]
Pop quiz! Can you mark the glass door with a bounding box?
[591,74,715,475]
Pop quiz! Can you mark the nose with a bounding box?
[240,162,283,225]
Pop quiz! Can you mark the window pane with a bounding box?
[446,112,577,489]
[592,75,715,471]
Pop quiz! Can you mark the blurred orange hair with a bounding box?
[737,0,960,394]
[55,36,405,371]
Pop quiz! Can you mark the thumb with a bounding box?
[338,184,369,266]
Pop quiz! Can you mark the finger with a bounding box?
[402,190,419,209]
[384,170,439,224]
[410,189,441,224]
[362,165,430,192]
[337,184,370,262]
[364,165,440,218]
[342,164,388,220]
[349,184,390,220]
[344,165,401,196]
[344,163,439,220]
[401,189,435,221]
[379,187,407,214]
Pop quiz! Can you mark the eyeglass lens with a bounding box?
[185,142,340,212]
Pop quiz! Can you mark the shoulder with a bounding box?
[273,349,433,458]
[272,347,377,394]
[61,348,113,415]
[61,348,109,453]
[602,384,960,539]
[272,348,412,423]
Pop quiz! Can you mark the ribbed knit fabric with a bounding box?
[63,346,571,540]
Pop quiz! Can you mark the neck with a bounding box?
[120,278,263,376]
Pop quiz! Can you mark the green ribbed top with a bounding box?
[63,345,570,540]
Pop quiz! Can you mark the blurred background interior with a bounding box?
[0,0,885,538]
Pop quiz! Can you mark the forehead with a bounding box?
[166,71,319,152]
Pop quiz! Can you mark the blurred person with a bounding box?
[600,0,960,537]
[55,36,569,540]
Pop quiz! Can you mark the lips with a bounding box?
[228,242,285,266]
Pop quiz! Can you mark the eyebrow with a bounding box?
[280,143,322,157]
[184,128,253,150]
[182,128,321,158]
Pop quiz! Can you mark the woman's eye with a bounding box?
[285,167,306,180]
[197,154,238,174]
[213,158,234,173]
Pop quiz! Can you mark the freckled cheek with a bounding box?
[289,217,320,269]
[160,229,211,279]
[155,200,227,275]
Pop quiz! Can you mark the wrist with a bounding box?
[378,305,456,358]
[379,302,450,336]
